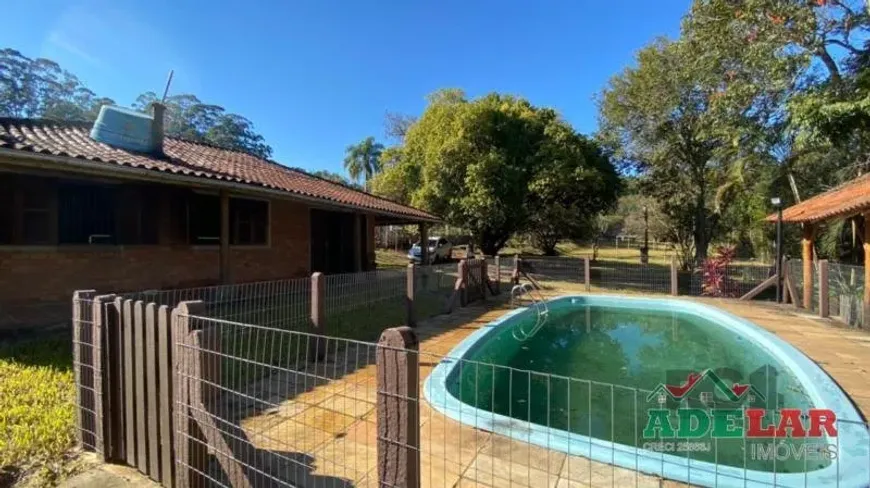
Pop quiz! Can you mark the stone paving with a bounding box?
[227,290,869,488]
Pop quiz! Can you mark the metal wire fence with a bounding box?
[519,256,585,284]
[72,291,102,455]
[465,259,486,303]
[323,269,407,314]
[172,313,870,488]
[595,259,671,294]
[415,262,459,321]
[322,269,407,341]
[509,254,864,329]
[176,314,382,487]
[124,278,311,331]
[788,259,865,327]
[788,259,806,306]
[496,255,515,290]
[826,262,865,328]
[515,255,782,301]
[688,264,777,298]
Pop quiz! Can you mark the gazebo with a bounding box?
[767,174,870,321]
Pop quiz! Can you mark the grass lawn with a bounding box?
[375,249,411,268]
[501,241,677,262]
[0,335,78,486]
[377,241,678,264]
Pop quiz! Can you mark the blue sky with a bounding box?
[3,0,688,174]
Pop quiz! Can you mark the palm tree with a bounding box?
[343,136,384,190]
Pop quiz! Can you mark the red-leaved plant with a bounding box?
[701,245,737,297]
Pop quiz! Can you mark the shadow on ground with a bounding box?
[188,297,511,487]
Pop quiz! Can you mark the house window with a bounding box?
[117,186,159,245]
[6,177,58,245]
[188,193,221,245]
[58,183,117,244]
[185,194,269,245]
[0,174,163,247]
[231,198,268,245]
[0,177,12,245]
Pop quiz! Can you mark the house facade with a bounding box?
[0,106,437,329]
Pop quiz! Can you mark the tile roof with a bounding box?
[0,118,438,222]
[766,173,870,223]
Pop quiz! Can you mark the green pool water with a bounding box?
[445,302,830,473]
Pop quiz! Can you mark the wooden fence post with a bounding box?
[670,258,678,296]
[494,254,501,295]
[132,301,148,473]
[480,257,487,301]
[144,303,160,480]
[802,224,815,309]
[584,257,591,292]
[156,304,175,485]
[92,294,119,461]
[513,256,521,285]
[459,259,469,307]
[172,301,206,488]
[377,327,420,488]
[310,272,326,360]
[819,260,829,318]
[406,264,416,327]
[117,297,136,467]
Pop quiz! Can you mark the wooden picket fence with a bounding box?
[72,293,178,484]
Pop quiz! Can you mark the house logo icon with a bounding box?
[646,369,767,404]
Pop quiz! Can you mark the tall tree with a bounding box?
[683,0,870,185]
[684,0,870,260]
[343,136,384,188]
[0,48,115,120]
[376,90,619,255]
[599,38,725,265]
[133,92,272,159]
[527,126,620,255]
[0,48,273,159]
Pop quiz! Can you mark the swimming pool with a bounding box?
[423,295,870,487]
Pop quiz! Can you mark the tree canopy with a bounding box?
[310,169,363,189]
[598,38,726,265]
[1,48,273,159]
[373,89,620,255]
[598,0,870,264]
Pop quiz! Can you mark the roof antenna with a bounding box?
[161,69,174,102]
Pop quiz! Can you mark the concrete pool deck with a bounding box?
[237,291,870,487]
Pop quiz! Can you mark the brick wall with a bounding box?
[0,198,311,328]
[231,199,310,283]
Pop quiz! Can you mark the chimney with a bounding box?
[150,102,166,155]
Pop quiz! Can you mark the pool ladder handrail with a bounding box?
[510,283,549,341]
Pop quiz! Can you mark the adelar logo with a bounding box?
[643,370,838,440]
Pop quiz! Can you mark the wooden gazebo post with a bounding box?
[802,224,815,309]
[768,175,870,325]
